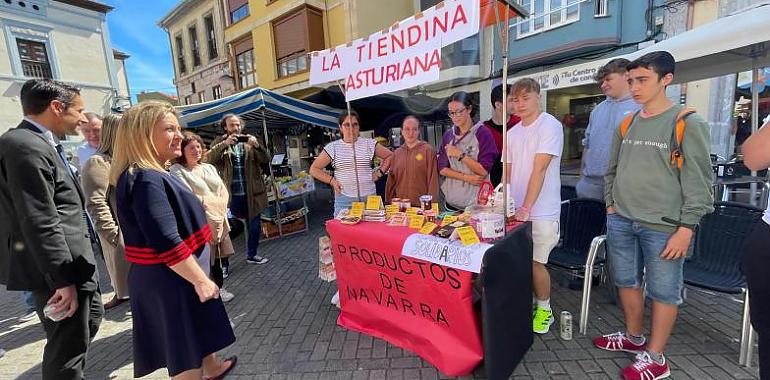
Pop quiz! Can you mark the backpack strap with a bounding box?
[619,111,640,138]
[670,107,697,169]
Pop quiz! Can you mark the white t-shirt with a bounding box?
[505,112,563,221]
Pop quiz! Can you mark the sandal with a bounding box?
[203,355,237,380]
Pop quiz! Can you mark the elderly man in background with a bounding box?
[77,112,102,168]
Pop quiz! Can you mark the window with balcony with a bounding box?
[184,95,192,105]
[232,37,256,89]
[198,91,206,103]
[189,25,201,67]
[516,0,580,38]
[16,39,52,79]
[272,5,324,79]
[212,85,222,100]
[594,0,608,17]
[175,35,187,74]
[204,14,218,60]
[228,0,249,24]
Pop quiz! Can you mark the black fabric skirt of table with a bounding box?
[128,263,235,378]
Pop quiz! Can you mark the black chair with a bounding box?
[683,202,764,367]
[547,198,607,334]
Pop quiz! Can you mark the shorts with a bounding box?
[606,213,688,305]
[532,220,560,264]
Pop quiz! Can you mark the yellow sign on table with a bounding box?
[409,215,425,229]
[385,204,399,217]
[441,215,458,226]
[351,202,365,211]
[431,203,439,213]
[407,207,420,215]
[366,195,383,210]
[419,222,437,235]
[349,208,363,218]
[456,226,480,246]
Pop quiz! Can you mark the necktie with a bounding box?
[55,144,103,254]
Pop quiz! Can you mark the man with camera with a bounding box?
[206,114,271,272]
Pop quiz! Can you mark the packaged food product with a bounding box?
[419,195,433,211]
[340,215,361,225]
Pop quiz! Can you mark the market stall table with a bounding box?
[326,220,533,378]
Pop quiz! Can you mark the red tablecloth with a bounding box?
[326,220,483,376]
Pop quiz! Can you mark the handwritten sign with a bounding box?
[366,195,383,210]
[455,226,480,246]
[409,215,425,229]
[419,222,438,235]
[309,0,480,101]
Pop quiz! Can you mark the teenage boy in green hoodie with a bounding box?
[593,51,713,380]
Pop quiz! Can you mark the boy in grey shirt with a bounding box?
[577,58,640,200]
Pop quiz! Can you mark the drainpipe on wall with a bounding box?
[679,0,696,105]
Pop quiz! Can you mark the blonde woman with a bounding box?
[81,113,130,309]
[110,102,236,379]
[170,132,235,302]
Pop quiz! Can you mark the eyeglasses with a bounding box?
[447,108,467,117]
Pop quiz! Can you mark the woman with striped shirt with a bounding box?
[310,110,392,216]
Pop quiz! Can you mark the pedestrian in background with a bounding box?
[171,132,236,303]
[0,78,102,380]
[111,101,236,379]
[385,115,438,206]
[740,118,770,379]
[77,112,102,168]
[81,113,131,309]
[206,114,270,269]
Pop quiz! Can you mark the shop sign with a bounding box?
[510,58,612,91]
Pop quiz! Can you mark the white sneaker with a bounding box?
[220,288,235,303]
[330,291,340,308]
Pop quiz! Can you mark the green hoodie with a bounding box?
[604,104,714,233]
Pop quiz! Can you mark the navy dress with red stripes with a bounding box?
[116,168,235,378]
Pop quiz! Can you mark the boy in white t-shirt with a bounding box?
[505,78,564,334]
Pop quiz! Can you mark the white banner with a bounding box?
[344,37,441,101]
[401,233,490,274]
[309,0,480,96]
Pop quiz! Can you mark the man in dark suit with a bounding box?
[0,79,103,379]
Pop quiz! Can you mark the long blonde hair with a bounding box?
[110,101,179,186]
[96,113,122,156]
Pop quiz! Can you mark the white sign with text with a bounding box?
[401,233,490,274]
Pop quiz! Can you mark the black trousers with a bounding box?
[742,220,770,380]
[32,288,104,380]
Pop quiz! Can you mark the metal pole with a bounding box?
[259,91,280,235]
[337,80,361,200]
[750,60,759,206]
[494,2,511,219]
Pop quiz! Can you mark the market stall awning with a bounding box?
[177,87,342,129]
[626,3,770,83]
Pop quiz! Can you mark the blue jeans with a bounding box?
[23,291,34,311]
[333,194,373,217]
[606,213,689,305]
[230,194,262,259]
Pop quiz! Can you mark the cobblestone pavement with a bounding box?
[0,188,761,379]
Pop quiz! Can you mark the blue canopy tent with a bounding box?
[177,88,342,239]
[177,87,341,130]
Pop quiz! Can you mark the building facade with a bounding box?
[220,0,416,97]
[137,90,179,105]
[0,0,132,135]
[159,0,234,106]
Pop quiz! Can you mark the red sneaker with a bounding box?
[621,352,670,380]
[593,331,647,353]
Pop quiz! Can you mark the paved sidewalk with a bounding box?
[0,189,761,379]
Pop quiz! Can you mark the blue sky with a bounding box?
[103,0,179,101]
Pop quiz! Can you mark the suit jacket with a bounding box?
[0,120,98,292]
